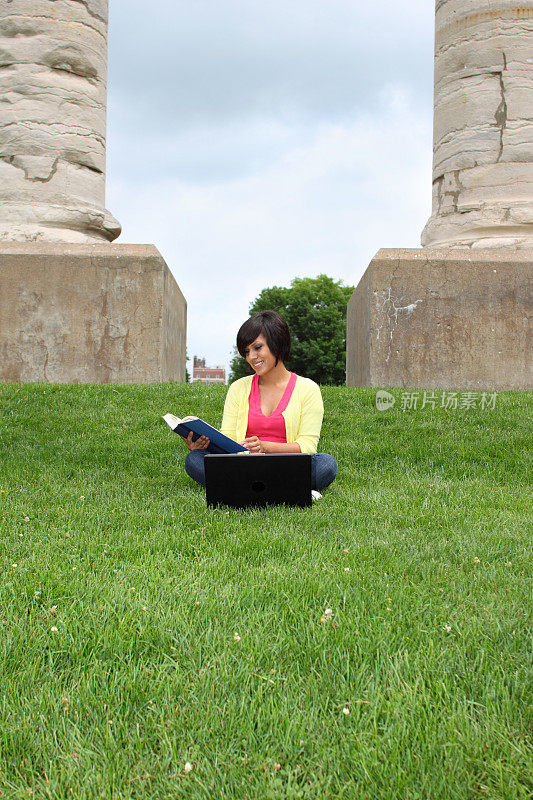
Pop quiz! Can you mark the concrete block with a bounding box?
[346,248,533,390]
[0,243,186,383]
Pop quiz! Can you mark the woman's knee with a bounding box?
[185,450,207,485]
[322,454,338,481]
[313,453,337,491]
[184,449,197,473]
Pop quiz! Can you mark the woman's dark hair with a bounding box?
[237,310,291,365]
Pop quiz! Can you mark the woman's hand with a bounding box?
[184,431,210,451]
[241,436,268,453]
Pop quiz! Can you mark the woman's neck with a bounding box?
[257,360,291,387]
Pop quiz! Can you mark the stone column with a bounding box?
[422,1,533,248]
[346,2,533,389]
[0,1,187,382]
[0,0,121,242]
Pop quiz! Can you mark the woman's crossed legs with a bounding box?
[185,450,337,492]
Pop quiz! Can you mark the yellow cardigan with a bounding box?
[220,374,324,454]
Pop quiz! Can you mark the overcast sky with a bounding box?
[106,0,435,376]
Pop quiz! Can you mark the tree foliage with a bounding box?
[229,274,354,385]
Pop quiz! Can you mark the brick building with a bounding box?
[192,356,226,385]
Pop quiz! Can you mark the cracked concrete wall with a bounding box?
[346,248,533,389]
[0,244,186,382]
[422,1,533,248]
[0,0,121,242]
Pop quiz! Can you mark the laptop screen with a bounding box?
[204,453,312,509]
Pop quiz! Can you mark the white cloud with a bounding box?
[107,87,432,372]
[108,0,433,129]
[106,0,435,376]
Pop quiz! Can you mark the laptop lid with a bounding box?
[204,453,312,509]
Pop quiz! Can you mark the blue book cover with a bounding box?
[162,414,248,454]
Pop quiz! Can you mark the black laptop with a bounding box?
[204,453,312,509]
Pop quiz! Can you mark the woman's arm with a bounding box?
[220,381,241,441]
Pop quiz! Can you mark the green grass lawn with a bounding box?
[0,383,531,800]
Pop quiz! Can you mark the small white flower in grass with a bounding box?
[443,624,452,632]
[50,626,59,633]
[342,707,350,715]
[505,561,512,566]
[344,567,350,573]
[233,632,241,642]
[12,563,17,568]
[474,557,480,563]
[184,762,193,774]
[24,516,30,522]
[142,606,147,611]
[80,496,85,501]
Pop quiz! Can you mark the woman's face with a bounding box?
[244,333,277,376]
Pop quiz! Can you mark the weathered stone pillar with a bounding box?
[422,1,533,248]
[0,0,120,242]
[0,1,187,382]
[346,1,533,390]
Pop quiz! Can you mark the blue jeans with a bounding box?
[185,450,337,492]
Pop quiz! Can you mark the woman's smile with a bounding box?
[244,335,276,374]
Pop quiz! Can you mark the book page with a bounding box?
[162,413,200,428]
[162,413,181,427]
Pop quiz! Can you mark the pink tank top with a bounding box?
[246,372,297,443]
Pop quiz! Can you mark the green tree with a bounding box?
[229,274,354,385]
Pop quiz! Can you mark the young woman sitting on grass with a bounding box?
[183,310,337,493]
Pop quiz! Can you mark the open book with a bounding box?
[162,414,248,454]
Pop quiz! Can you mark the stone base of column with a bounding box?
[346,248,532,391]
[0,244,186,383]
